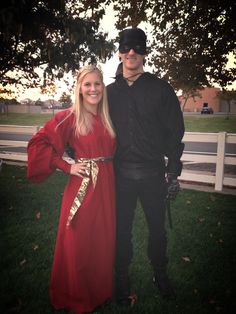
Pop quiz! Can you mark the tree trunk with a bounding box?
[181,97,188,112]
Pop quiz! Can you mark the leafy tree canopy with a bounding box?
[0,0,235,96]
[59,91,72,107]
[105,0,236,90]
[0,0,115,90]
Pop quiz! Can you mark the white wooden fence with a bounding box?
[180,132,236,191]
[0,125,236,192]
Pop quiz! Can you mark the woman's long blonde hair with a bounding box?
[69,65,115,138]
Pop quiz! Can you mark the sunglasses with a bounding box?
[119,44,146,55]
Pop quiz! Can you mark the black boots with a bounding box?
[153,270,176,299]
[115,271,137,307]
[115,267,175,307]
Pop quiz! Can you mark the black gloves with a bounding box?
[65,144,75,159]
[166,173,180,200]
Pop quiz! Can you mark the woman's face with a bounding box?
[80,71,103,112]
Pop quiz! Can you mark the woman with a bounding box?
[27,65,116,313]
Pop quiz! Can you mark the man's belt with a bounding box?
[66,156,113,226]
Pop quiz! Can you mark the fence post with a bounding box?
[215,132,226,191]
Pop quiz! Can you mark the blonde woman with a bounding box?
[27,65,116,313]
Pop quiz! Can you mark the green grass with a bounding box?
[0,164,235,314]
[0,113,53,126]
[184,115,236,133]
[0,113,236,132]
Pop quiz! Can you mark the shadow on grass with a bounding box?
[0,165,235,314]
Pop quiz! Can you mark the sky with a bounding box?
[18,5,120,101]
[18,5,235,101]
[18,5,157,102]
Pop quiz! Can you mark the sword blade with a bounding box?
[166,199,173,229]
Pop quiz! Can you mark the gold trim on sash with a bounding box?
[66,156,113,226]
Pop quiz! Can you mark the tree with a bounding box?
[35,98,44,106]
[103,0,236,90]
[180,88,202,112]
[0,97,19,114]
[218,89,236,119]
[0,87,15,99]
[152,1,235,89]
[0,0,115,91]
[41,83,57,115]
[1,0,236,96]
[59,92,72,108]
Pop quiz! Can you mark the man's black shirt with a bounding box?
[107,72,185,177]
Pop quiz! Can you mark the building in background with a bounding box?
[179,87,236,113]
[179,87,220,112]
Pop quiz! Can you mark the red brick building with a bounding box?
[179,87,220,112]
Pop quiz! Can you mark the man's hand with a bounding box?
[166,174,180,200]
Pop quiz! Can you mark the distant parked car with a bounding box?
[201,107,214,114]
[201,102,213,114]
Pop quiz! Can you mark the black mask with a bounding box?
[119,43,146,55]
[119,28,147,55]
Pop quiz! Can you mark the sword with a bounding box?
[165,199,173,229]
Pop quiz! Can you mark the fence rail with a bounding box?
[180,132,236,191]
[0,126,236,192]
[0,124,40,134]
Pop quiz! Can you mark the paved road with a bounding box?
[1,131,236,156]
[184,142,236,156]
[0,132,32,141]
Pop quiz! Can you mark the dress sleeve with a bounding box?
[27,111,73,183]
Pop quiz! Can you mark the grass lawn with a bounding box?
[184,115,236,133]
[0,164,235,314]
[0,113,236,133]
[0,113,54,127]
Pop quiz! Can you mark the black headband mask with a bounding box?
[119,42,146,55]
[119,28,147,55]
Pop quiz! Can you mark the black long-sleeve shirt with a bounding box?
[107,72,185,177]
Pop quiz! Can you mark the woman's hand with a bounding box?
[70,162,88,177]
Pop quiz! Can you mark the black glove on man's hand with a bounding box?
[166,174,180,200]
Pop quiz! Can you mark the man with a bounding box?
[107,28,185,306]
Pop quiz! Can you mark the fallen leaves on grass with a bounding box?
[198,217,205,223]
[36,212,41,219]
[19,259,27,266]
[33,244,39,251]
[182,256,191,262]
[209,299,222,312]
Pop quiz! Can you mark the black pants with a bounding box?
[115,173,168,274]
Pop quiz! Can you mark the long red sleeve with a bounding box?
[27,110,73,183]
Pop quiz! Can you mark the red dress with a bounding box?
[27,110,116,314]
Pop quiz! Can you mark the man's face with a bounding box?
[119,47,145,72]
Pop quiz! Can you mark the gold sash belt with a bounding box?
[66,156,113,226]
